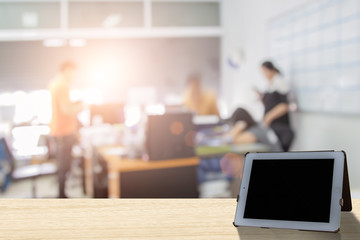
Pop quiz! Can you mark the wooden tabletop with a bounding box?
[0,199,359,239]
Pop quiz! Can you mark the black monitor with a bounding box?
[146,112,195,161]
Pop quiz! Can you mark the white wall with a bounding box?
[222,0,360,196]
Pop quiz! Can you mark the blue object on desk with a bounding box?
[197,156,233,184]
[195,124,232,147]
[0,138,13,192]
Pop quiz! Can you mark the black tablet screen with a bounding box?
[244,159,334,223]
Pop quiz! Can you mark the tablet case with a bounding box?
[341,150,352,211]
[233,150,352,228]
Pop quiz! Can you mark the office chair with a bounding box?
[1,137,57,198]
[12,163,57,198]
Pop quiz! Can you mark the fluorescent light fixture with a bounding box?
[69,38,87,47]
[22,12,38,28]
[43,39,66,47]
[102,14,122,28]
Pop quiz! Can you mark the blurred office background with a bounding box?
[0,0,359,198]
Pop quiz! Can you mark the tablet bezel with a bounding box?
[234,151,345,232]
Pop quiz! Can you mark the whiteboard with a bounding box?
[268,0,360,113]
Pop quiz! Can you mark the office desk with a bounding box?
[0,199,359,240]
[85,143,269,198]
[95,146,199,198]
[196,143,269,157]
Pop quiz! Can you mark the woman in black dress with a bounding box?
[260,61,294,151]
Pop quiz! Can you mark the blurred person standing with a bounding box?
[259,61,294,151]
[183,73,219,116]
[48,61,83,198]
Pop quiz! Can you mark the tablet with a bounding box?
[234,151,346,232]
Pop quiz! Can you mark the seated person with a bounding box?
[227,108,283,152]
[183,73,219,116]
[197,108,282,189]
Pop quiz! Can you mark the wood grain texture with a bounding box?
[0,199,359,240]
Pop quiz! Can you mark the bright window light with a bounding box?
[145,104,165,115]
[13,91,33,124]
[70,88,103,105]
[124,105,141,127]
[83,88,103,105]
[29,90,52,124]
[0,92,15,106]
[11,90,52,125]
[12,125,50,156]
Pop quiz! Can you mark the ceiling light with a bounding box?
[69,38,87,47]
[22,12,38,28]
[43,39,66,47]
[102,14,122,28]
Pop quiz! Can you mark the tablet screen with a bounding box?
[244,159,334,223]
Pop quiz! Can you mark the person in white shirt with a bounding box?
[259,61,294,151]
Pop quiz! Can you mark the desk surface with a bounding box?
[196,143,269,157]
[0,199,359,239]
[97,146,199,173]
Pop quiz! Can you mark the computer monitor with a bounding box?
[90,103,124,125]
[146,112,195,161]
